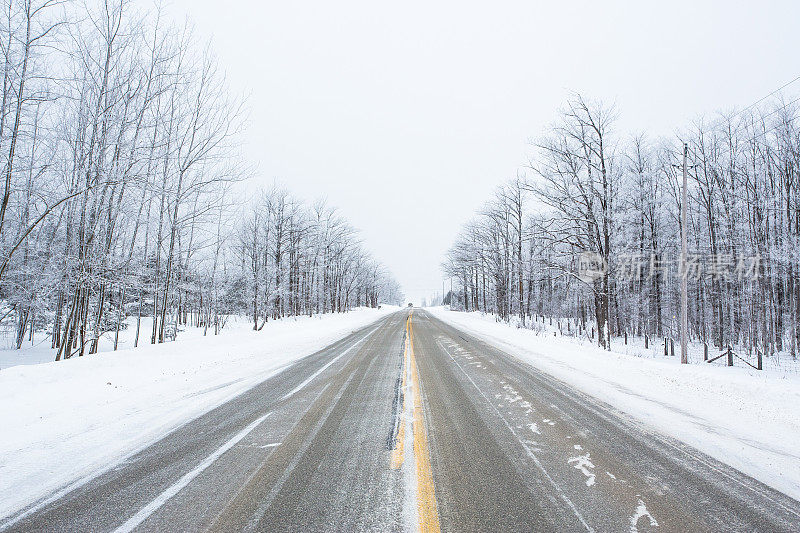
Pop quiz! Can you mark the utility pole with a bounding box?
[680,142,689,364]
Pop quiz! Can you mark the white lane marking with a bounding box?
[113,413,272,533]
[279,326,379,402]
[436,338,595,533]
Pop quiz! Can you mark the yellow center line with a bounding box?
[390,329,408,469]
[389,311,440,531]
[408,312,441,533]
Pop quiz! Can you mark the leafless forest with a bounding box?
[0,0,401,359]
[445,93,800,359]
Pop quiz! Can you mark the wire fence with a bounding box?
[515,314,800,375]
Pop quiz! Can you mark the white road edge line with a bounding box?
[112,412,272,533]
[279,325,380,402]
[655,434,800,519]
[435,337,595,533]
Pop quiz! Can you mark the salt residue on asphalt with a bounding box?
[425,306,800,500]
[0,307,398,519]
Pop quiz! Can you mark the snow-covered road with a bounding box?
[2,309,797,532]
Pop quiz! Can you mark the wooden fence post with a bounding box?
[703,342,708,361]
[624,331,628,345]
[727,345,733,367]
[664,337,668,356]
[644,335,649,349]
[757,349,763,371]
[670,338,675,357]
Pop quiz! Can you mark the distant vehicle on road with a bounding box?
[408,303,413,307]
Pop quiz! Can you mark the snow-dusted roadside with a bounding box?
[0,307,398,519]
[425,306,800,501]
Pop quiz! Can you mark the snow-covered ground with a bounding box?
[0,316,220,369]
[0,307,398,519]
[425,306,800,500]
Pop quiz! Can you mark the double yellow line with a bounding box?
[390,331,407,468]
[391,311,440,533]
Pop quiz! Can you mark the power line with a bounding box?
[740,115,797,144]
[718,95,800,146]
[685,93,800,153]
[705,94,800,143]
[730,74,800,120]
[700,74,800,131]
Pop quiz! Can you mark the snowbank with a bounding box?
[425,306,800,500]
[0,307,398,519]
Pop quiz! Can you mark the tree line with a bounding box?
[0,0,401,359]
[444,92,800,358]
[237,187,402,329]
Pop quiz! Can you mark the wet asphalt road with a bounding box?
[2,309,798,532]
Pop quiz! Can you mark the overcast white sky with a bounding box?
[166,0,800,303]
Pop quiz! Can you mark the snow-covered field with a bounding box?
[425,306,800,500]
[0,307,398,519]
